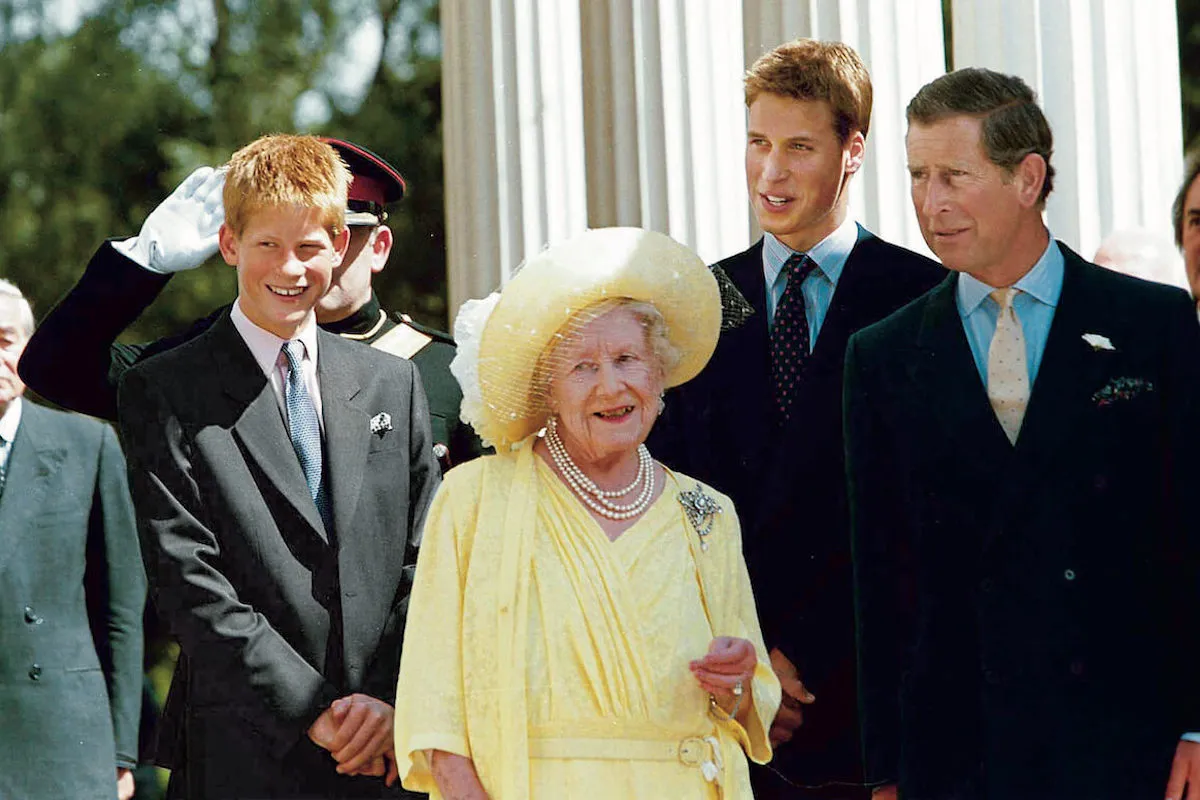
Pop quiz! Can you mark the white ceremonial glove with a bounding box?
[114,165,225,274]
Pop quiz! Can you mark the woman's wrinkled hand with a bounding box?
[689,636,757,705]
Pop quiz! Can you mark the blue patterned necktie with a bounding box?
[770,253,818,421]
[282,341,331,532]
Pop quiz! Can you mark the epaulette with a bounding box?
[389,312,456,347]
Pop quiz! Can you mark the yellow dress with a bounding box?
[394,439,780,799]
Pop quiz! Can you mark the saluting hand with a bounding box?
[115,165,225,274]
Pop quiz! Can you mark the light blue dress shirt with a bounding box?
[762,217,859,351]
[956,238,1063,389]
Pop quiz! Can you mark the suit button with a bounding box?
[984,669,1001,685]
[1069,660,1085,676]
[980,579,995,593]
[23,606,42,624]
[1063,569,1076,581]
[28,664,41,680]
[1093,474,1108,491]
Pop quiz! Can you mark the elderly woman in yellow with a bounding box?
[393,227,781,799]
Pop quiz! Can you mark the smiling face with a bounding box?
[219,204,350,339]
[906,114,1046,285]
[745,93,864,252]
[546,306,666,471]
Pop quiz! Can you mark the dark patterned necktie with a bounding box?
[770,253,818,421]
[282,341,332,532]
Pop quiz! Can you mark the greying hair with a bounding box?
[0,279,35,339]
[907,67,1056,205]
[1173,153,1200,247]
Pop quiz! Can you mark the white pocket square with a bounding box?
[370,412,393,437]
[1081,333,1115,351]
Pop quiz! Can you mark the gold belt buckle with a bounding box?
[677,736,706,766]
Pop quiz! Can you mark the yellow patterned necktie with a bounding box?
[987,287,1030,445]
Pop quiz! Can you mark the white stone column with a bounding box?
[441,0,589,313]
[950,0,1185,260]
[741,0,947,255]
[580,0,749,264]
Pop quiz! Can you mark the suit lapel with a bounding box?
[209,315,328,542]
[0,404,65,576]
[911,275,1013,473]
[1012,249,1109,478]
[717,243,774,459]
[318,332,369,545]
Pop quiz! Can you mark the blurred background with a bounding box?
[2,1,1199,797]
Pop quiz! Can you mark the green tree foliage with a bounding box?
[0,0,447,345]
[1181,0,1200,154]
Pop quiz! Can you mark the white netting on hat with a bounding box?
[447,228,722,449]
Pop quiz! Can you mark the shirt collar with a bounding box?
[957,237,1065,317]
[0,396,22,443]
[231,299,320,378]
[762,217,859,288]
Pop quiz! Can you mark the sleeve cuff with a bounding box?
[111,236,162,273]
[1182,732,1200,743]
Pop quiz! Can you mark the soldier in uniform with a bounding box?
[19,137,485,472]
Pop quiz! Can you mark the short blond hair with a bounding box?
[744,38,872,143]
[223,134,351,236]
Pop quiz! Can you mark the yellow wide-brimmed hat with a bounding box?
[454,227,721,448]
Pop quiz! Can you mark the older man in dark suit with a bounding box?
[0,279,144,800]
[651,39,942,799]
[118,135,439,798]
[846,68,1200,800]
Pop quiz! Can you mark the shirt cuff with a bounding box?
[1181,732,1200,744]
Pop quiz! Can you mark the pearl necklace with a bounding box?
[545,417,656,520]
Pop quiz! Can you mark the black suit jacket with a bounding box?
[649,227,943,787]
[117,312,440,798]
[0,401,144,799]
[845,246,1200,799]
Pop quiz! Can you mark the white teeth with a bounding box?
[765,195,789,206]
[269,286,305,297]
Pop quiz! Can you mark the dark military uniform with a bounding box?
[321,293,485,469]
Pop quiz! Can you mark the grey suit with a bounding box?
[0,400,145,800]
[118,311,439,798]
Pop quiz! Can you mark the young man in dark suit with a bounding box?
[118,135,440,798]
[18,137,483,471]
[846,68,1200,800]
[0,280,144,800]
[649,38,943,800]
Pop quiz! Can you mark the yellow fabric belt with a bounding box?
[529,735,718,767]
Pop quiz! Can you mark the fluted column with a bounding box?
[951,0,1185,258]
[580,0,749,263]
[442,0,589,313]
